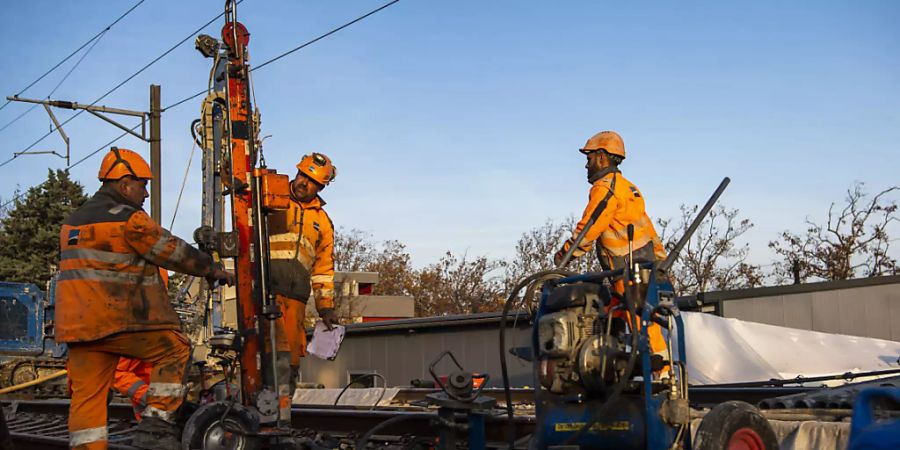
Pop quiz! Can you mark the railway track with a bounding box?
[0,385,818,448]
[2,398,535,449]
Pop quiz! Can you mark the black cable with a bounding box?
[0,28,110,134]
[2,0,399,202]
[162,0,401,113]
[0,1,246,168]
[0,124,137,211]
[710,367,900,388]
[356,414,420,449]
[252,0,401,73]
[499,269,575,449]
[0,0,145,114]
[333,373,388,410]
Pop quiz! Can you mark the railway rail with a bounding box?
[2,385,821,448]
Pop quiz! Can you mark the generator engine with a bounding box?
[537,282,632,397]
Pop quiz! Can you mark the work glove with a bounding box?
[319,308,338,331]
[553,248,567,267]
[205,264,236,287]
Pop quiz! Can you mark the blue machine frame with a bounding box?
[0,281,67,358]
[531,264,690,450]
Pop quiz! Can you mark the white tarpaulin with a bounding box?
[674,312,900,385]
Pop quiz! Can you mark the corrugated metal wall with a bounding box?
[707,277,900,341]
[299,315,534,389]
[300,276,900,388]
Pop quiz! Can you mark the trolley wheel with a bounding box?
[181,401,261,450]
[694,401,779,450]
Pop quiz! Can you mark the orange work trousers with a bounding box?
[610,279,668,357]
[67,330,190,450]
[262,294,308,421]
[112,358,153,421]
[274,294,308,368]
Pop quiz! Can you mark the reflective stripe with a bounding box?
[126,380,146,400]
[147,382,185,397]
[270,250,298,260]
[146,230,173,259]
[310,275,332,284]
[279,384,292,420]
[142,405,177,422]
[168,239,188,263]
[60,248,139,265]
[70,426,108,446]
[58,268,155,285]
[314,288,335,299]
[270,233,300,242]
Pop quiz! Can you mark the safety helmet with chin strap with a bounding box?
[98,147,153,181]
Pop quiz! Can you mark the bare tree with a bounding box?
[657,204,762,294]
[333,227,376,272]
[505,216,602,288]
[769,183,899,282]
[367,240,413,296]
[409,251,507,316]
[331,229,418,320]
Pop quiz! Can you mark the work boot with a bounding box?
[130,417,181,449]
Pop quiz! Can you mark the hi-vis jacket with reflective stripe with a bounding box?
[267,195,335,311]
[561,170,667,270]
[56,186,215,342]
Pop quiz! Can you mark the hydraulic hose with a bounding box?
[499,269,575,449]
[0,369,67,394]
[356,414,421,448]
[333,373,387,410]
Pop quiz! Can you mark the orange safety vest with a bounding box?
[267,195,335,311]
[56,186,214,342]
[563,169,667,270]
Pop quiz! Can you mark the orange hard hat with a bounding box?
[296,152,336,186]
[98,147,153,181]
[579,131,625,159]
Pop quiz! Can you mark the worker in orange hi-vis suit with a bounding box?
[267,152,337,421]
[56,147,235,450]
[111,269,166,422]
[112,358,152,421]
[553,131,669,359]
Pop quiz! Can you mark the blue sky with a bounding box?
[1,1,898,269]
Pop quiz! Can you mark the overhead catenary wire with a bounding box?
[252,0,400,72]
[0,28,110,135]
[1,0,402,208]
[161,0,403,114]
[0,1,247,169]
[170,135,198,229]
[0,0,145,114]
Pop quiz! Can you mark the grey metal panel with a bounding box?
[779,293,813,330]
[835,288,869,337]
[690,274,900,302]
[438,332,466,370]
[300,321,535,389]
[719,282,900,341]
[380,334,404,386]
[723,297,785,328]
[367,336,387,383]
[862,285,895,341]
[400,332,426,384]
[811,293,841,334]
[463,329,489,374]
[891,292,900,342]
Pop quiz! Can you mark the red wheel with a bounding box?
[695,401,779,450]
[727,427,765,450]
